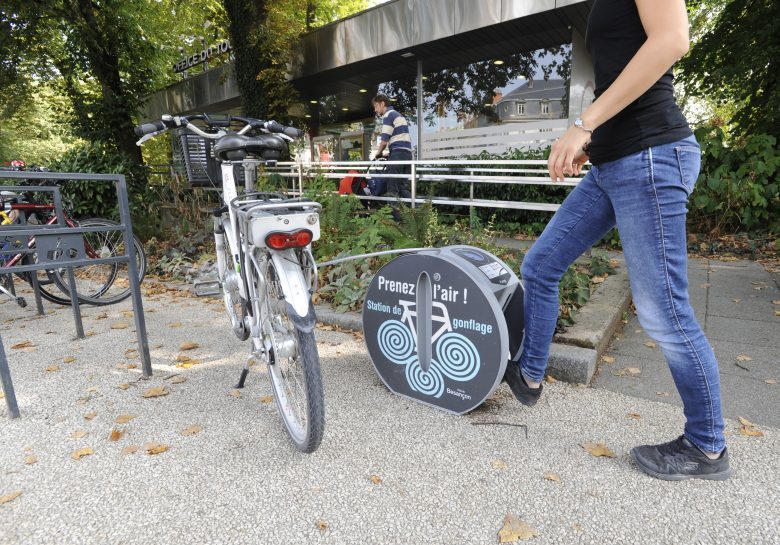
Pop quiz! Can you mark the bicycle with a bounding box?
[135,113,325,453]
[0,188,147,307]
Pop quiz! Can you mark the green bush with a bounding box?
[691,126,780,233]
[47,141,150,226]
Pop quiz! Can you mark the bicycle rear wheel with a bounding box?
[263,258,324,453]
[51,218,146,306]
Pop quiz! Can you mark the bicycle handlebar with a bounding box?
[133,114,304,145]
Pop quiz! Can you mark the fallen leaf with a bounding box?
[117,383,130,390]
[63,356,76,363]
[498,514,539,543]
[122,311,134,318]
[736,355,753,362]
[656,391,670,397]
[627,412,642,420]
[491,459,508,470]
[71,447,94,460]
[370,475,382,485]
[109,428,125,442]
[581,442,616,458]
[0,491,22,504]
[772,300,780,305]
[174,353,191,362]
[181,425,203,436]
[121,446,138,456]
[169,321,183,328]
[315,519,329,531]
[176,359,201,369]
[591,276,605,284]
[144,443,169,455]
[179,341,199,351]
[601,355,615,364]
[765,379,777,385]
[738,426,764,437]
[229,390,241,398]
[168,376,187,384]
[45,365,60,372]
[259,395,274,404]
[142,386,169,398]
[700,283,711,289]
[544,375,557,384]
[644,341,657,348]
[115,414,136,424]
[543,472,560,482]
[738,416,756,427]
[83,411,97,421]
[11,340,34,349]
[85,330,96,337]
[70,430,89,440]
[24,455,37,465]
[733,298,742,304]
[775,310,780,317]
[95,312,108,319]
[110,322,129,329]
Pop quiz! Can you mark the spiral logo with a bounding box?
[434,332,480,381]
[405,359,444,398]
[377,320,416,365]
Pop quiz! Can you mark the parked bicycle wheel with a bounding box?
[263,258,324,453]
[51,218,147,306]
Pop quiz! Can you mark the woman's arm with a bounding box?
[548,0,691,180]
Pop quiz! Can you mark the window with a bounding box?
[517,102,526,116]
[541,101,550,115]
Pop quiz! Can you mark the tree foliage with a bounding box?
[678,0,780,139]
[0,0,223,165]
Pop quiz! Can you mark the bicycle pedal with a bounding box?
[193,280,222,297]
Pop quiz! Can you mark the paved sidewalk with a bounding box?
[1,266,778,545]
[594,258,780,429]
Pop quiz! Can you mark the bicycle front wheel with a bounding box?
[52,218,147,306]
[264,258,324,453]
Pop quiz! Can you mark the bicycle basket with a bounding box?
[172,128,235,189]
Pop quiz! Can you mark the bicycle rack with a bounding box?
[0,172,152,419]
[323,245,524,414]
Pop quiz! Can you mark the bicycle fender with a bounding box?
[269,250,313,320]
[285,300,317,333]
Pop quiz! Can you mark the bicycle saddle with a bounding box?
[213,133,288,161]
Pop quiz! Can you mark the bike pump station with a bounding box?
[362,246,524,414]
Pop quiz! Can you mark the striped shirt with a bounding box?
[381,107,412,153]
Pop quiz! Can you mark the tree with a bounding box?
[678,0,780,139]
[1,0,222,165]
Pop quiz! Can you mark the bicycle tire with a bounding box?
[13,269,73,306]
[51,218,147,306]
[264,259,324,453]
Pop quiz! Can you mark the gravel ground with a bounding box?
[1,283,778,545]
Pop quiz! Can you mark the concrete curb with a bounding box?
[313,264,633,385]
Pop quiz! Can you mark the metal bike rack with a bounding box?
[324,245,525,414]
[0,171,152,419]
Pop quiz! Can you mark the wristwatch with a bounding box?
[574,117,594,134]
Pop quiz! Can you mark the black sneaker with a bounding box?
[631,435,732,481]
[503,362,542,406]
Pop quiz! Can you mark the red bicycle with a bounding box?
[0,189,146,306]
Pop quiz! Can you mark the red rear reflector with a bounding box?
[265,229,313,249]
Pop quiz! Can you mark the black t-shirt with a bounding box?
[585,0,692,164]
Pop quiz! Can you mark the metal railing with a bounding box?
[265,159,584,213]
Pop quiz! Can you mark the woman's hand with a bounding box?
[547,125,591,181]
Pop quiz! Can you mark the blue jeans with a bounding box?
[518,135,726,453]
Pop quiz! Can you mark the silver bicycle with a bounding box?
[136,114,324,452]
